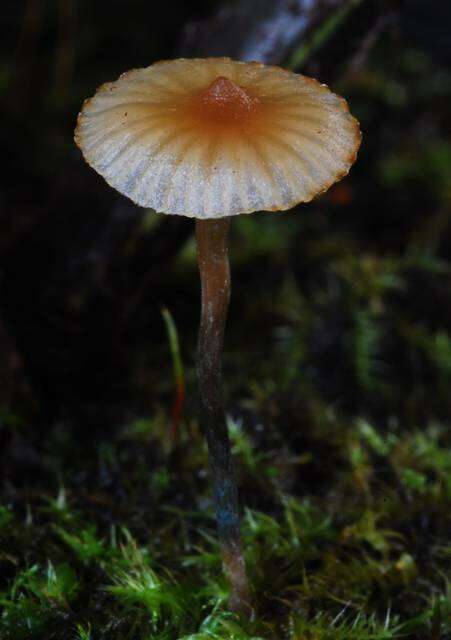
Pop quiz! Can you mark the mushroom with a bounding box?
[75,57,361,615]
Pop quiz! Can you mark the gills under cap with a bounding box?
[75,57,361,218]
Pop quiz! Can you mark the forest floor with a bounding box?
[1,213,451,639]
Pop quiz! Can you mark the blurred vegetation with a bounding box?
[1,0,451,638]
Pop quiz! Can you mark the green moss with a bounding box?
[288,610,403,640]
[55,525,106,564]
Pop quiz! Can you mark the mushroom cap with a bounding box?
[75,57,361,218]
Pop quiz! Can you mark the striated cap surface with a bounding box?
[75,57,361,218]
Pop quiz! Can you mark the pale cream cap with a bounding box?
[75,57,361,218]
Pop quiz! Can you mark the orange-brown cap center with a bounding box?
[201,76,259,113]
[186,76,261,134]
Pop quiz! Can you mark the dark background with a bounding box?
[2,0,450,429]
[1,2,451,637]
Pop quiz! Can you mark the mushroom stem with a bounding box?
[195,218,251,615]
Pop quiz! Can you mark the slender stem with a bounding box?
[195,218,251,615]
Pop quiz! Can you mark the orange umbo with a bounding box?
[75,57,361,616]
